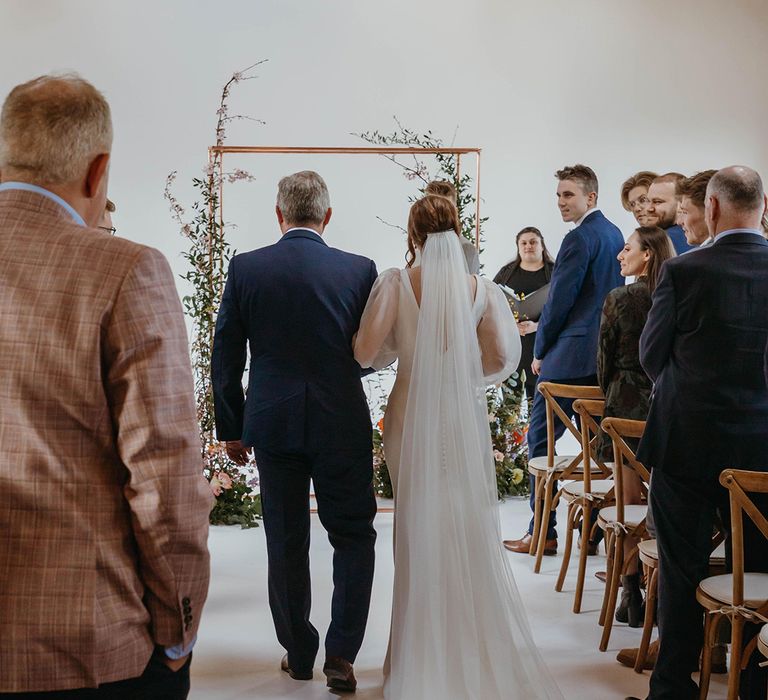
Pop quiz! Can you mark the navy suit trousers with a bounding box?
[254,447,377,671]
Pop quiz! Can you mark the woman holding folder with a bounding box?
[493,227,555,400]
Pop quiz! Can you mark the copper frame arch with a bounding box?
[208,145,483,249]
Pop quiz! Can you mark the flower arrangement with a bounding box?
[358,119,529,498]
[164,62,266,528]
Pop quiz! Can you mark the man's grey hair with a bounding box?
[0,74,112,185]
[707,166,765,213]
[277,171,330,225]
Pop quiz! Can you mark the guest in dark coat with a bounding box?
[596,225,675,627]
[634,166,768,700]
[493,226,555,400]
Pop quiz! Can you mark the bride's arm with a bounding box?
[477,279,522,384]
[354,268,400,370]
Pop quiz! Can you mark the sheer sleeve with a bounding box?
[476,278,522,384]
[354,267,401,370]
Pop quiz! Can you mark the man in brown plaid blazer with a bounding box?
[0,76,213,698]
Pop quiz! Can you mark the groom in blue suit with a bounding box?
[211,171,377,692]
[505,164,624,554]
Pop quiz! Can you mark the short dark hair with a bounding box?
[620,171,658,210]
[555,164,598,197]
[708,166,765,213]
[676,170,717,209]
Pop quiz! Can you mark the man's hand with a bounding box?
[516,320,538,336]
[531,358,542,376]
[225,440,250,466]
[160,653,190,672]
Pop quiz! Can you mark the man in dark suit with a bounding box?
[630,166,768,700]
[647,172,694,254]
[504,164,624,554]
[211,171,378,692]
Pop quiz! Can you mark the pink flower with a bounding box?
[493,450,505,463]
[215,471,233,490]
[209,477,223,497]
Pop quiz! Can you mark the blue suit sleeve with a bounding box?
[534,231,589,360]
[639,263,676,382]
[211,258,248,441]
[360,259,380,377]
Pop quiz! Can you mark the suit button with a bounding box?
[184,614,193,623]
[182,597,191,606]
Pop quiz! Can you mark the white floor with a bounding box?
[189,497,728,700]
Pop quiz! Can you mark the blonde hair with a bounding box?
[0,74,112,185]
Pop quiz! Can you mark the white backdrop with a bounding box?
[1,0,767,296]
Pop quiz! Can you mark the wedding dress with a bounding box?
[354,231,563,700]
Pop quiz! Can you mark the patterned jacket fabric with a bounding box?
[0,189,213,692]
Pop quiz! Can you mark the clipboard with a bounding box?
[499,283,550,322]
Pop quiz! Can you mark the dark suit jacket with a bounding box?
[637,232,768,477]
[212,228,378,452]
[534,210,625,379]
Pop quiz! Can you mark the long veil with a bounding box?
[385,231,563,700]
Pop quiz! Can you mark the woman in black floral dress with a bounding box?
[596,225,675,625]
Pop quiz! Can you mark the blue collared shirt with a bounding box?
[713,227,764,243]
[0,181,85,226]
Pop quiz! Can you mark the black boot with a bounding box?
[615,573,643,627]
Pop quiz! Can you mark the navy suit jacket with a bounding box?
[637,232,768,478]
[665,224,693,255]
[534,210,624,379]
[211,228,378,452]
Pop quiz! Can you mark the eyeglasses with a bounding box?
[98,226,117,235]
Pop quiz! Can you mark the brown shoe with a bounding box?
[503,533,557,555]
[577,535,599,556]
[281,653,313,680]
[323,655,356,692]
[595,570,607,584]
[617,640,657,671]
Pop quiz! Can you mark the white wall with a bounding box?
[1,0,767,293]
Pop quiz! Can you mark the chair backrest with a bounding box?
[600,417,649,522]
[572,398,613,491]
[537,382,604,475]
[719,469,768,612]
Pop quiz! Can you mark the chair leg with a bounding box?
[599,529,614,626]
[556,501,577,592]
[634,565,657,673]
[699,612,718,700]
[573,502,592,614]
[726,616,744,700]
[599,534,623,651]
[534,476,555,573]
[530,473,543,556]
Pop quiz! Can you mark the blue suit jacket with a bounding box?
[665,224,693,255]
[211,229,378,452]
[534,210,624,379]
[637,232,768,477]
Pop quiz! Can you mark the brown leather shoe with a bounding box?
[595,570,608,583]
[281,653,313,681]
[323,655,356,692]
[577,535,599,555]
[617,641,657,670]
[503,533,557,555]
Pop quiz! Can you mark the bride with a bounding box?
[354,193,563,700]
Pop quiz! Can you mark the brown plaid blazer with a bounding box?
[0,189,213,692]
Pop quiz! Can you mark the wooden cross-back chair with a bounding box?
[596,417,650,652]
[528,382,606,573]
[555,398,615,613]
[697,469,768,700]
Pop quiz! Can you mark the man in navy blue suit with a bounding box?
[626,166,768,700]
[504,164,624,555]
[211,171,377,692]
[647,172,693,254]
